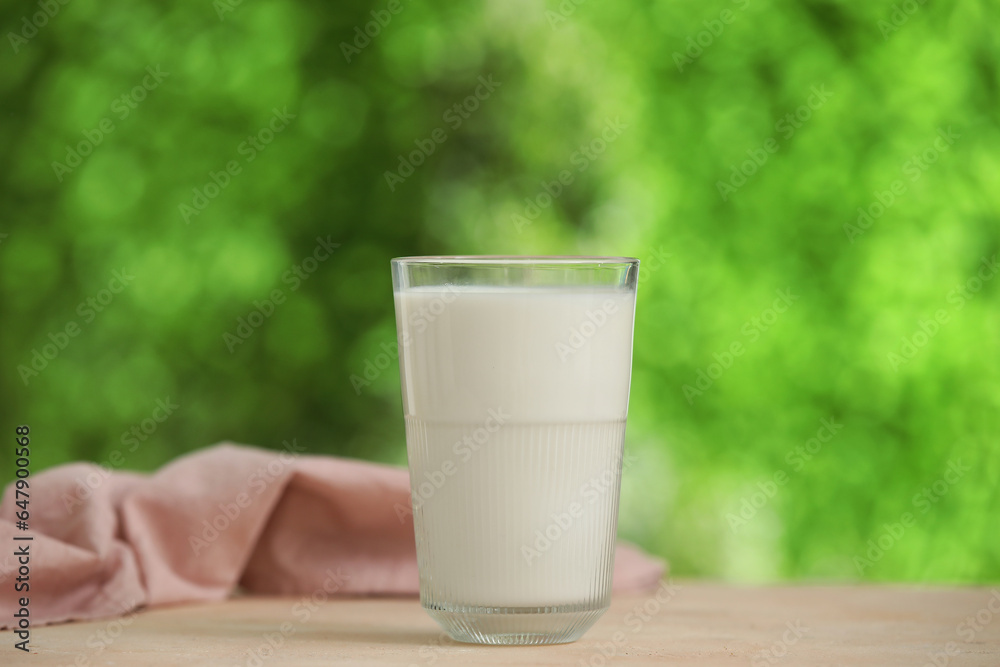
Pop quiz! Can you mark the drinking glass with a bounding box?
[391,256,639,645]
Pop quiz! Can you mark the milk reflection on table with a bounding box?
[395,286,635,608]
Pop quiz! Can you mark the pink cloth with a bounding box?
[0,443,665,628]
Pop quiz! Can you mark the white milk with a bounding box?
[395,286,635,609]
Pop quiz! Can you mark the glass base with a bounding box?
[425,602,608,645]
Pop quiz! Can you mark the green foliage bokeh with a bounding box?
[1,0,998,583]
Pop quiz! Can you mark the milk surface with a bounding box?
[395,286,635,608]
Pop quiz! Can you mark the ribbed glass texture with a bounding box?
[392,256,638,644]
[407,418,625,644]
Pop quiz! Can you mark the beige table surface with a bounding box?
[13,582,1000,666]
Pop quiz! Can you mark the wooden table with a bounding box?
[20,582,1000,665]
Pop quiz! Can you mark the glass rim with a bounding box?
[391,255,639,266]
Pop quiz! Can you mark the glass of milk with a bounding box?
[391,256,638,645]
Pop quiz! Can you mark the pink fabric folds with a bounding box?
[0,443,665,628]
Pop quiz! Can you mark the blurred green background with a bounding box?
[2,0,998,583]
